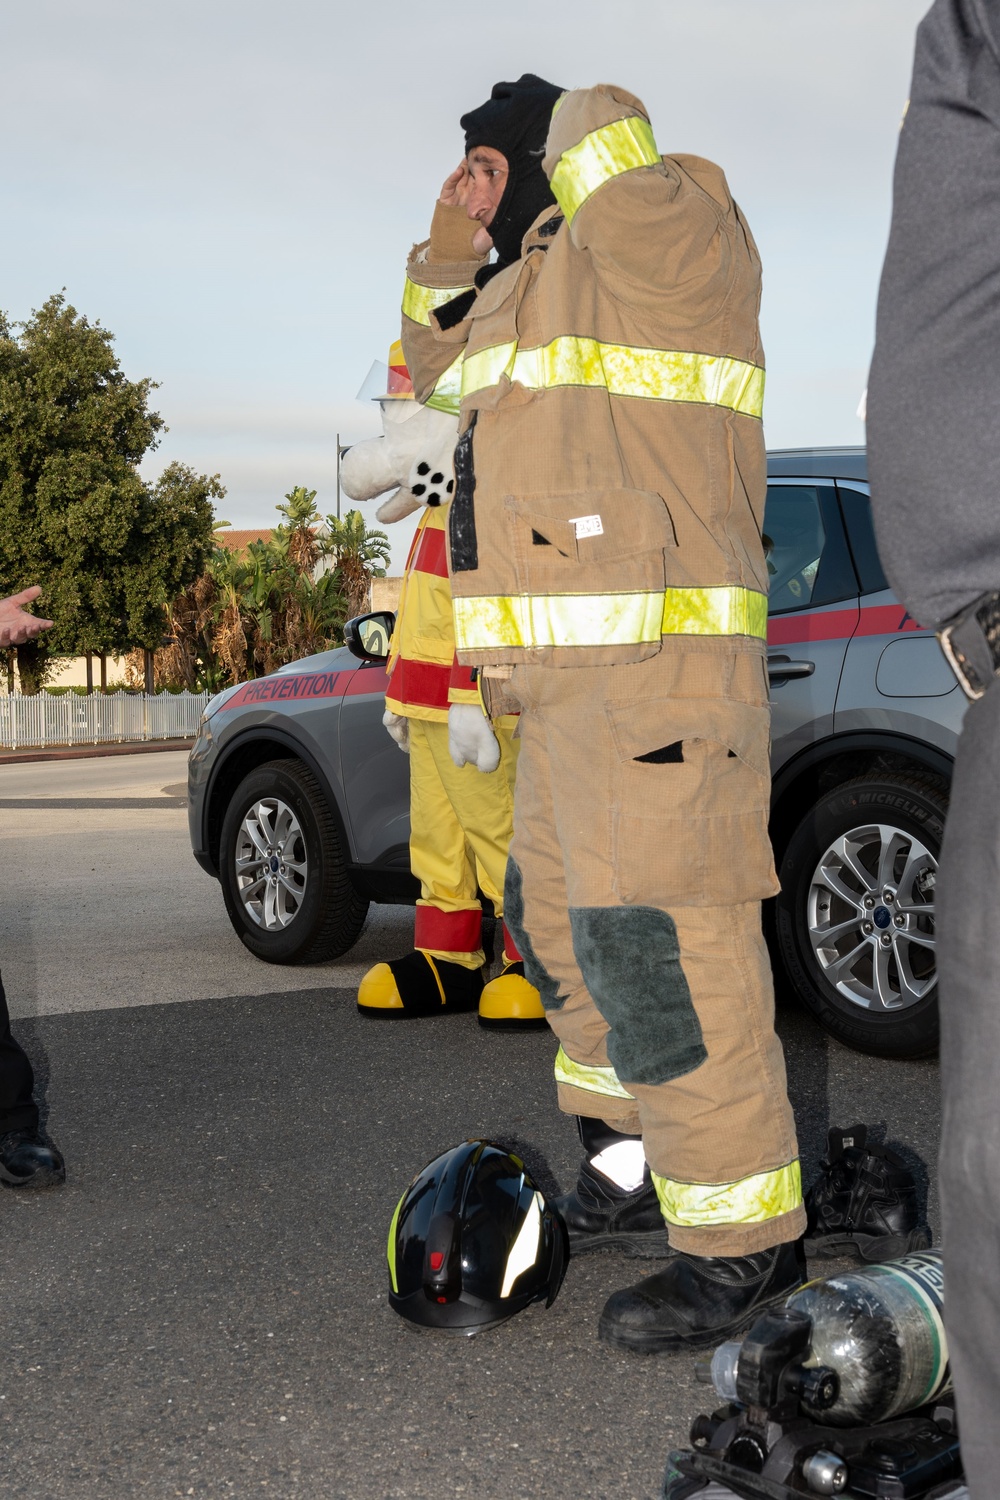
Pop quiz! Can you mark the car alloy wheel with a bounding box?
[219,758,369,964]
[774,773,948,1058]
[806,822,936,1014]
[233,796,308,930]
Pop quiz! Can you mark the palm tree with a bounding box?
[323,508,391,618]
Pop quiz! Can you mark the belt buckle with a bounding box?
[937,621,986,701]
[936,591,1000,701]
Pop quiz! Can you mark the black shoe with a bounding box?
[555,1116,671,1258]
[805,1124,931,1262]
[554,1160,672,1258]
[598,1238,805,1353]
[0,1130,66,1188]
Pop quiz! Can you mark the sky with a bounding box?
[1,0,929,571]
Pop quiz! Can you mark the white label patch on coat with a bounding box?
[570,514,604,539]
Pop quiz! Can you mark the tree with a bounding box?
[323,507,391,619]
[155,490,393,691]
[0,294,220,691]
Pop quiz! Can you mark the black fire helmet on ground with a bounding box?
[387,1139,568,1335]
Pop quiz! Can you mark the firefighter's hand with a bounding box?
[448,703,500,773]
[0,587,53,648]
[382,708,410,753]
[439,161,472,208]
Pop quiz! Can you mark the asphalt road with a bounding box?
[0,752,942,1500]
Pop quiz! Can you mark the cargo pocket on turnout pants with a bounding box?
[607,696,779,907]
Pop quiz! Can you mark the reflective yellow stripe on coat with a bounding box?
[402,277,474,328]
[460,336,765,419]
[652,1161,803,1230]
[453,586,768,653]
[551,116,662,224]
[425,352,465,417]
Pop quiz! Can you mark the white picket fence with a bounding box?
[0,690,211,750]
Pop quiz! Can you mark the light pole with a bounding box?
[335,432,350,520]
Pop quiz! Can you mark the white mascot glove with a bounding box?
[382,709,410,753]
[448,703,500,773]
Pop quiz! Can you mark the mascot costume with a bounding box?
[340,343,544,1028]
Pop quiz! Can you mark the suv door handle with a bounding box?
[767,655,816,681]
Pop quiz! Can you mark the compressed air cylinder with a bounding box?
[788,1250,949,1425]
[705,1252,949,1428]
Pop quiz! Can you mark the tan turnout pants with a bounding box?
[503,641,806,1257]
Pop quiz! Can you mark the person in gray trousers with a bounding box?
[868,3,1000,1492]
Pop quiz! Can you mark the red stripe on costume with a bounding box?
[449,656,478,694]
[411,521,448,579]
[387,657,452,712]
[502,923,521,964]
[415,905,483,953]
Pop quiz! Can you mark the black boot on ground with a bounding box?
[805,1123,931,1262]
[598,1238,805,1353]
[553,1117,671,1258]
[0,1129,66,1188]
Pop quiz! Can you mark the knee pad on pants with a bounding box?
[569,905,707,1085]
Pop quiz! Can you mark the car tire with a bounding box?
[219,758,369,964]
[774,773,947,1059]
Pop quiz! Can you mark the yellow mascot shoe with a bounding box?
[357,961,405,1014]
[478,962,548,1031]
[358,951,483,1018]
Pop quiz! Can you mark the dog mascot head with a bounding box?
[340,343,459,524]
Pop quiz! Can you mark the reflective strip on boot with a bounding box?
[554,1044,635,1100]
[651,1159,803,1229]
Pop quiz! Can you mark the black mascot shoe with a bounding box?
[0,1130,66,1188]
[357,951,484,1017]
[805,1123,931,1262]
[554,1159,672,1259]
[598,1238,805,1353]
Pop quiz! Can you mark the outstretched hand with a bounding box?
[0,587,53,648]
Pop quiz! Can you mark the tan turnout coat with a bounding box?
[400,83,769,673]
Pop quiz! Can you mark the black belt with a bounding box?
[937,590,1000,700]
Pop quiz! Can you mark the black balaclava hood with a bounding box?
[460,73,565,271]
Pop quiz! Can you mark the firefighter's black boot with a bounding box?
[598,1238,806,1353]
[553,1117,671,1259]
[805,1123,931,1262]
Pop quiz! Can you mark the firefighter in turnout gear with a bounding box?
[341,345,545,1028]
[401,76,807,1349]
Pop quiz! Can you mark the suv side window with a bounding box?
[763,484,857,613]
[836,485,889,595]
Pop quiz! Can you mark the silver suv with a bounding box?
[188,447,963,1060]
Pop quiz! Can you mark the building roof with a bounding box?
[215,529,274,553]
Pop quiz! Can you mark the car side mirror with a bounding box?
[344,611,395,662]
